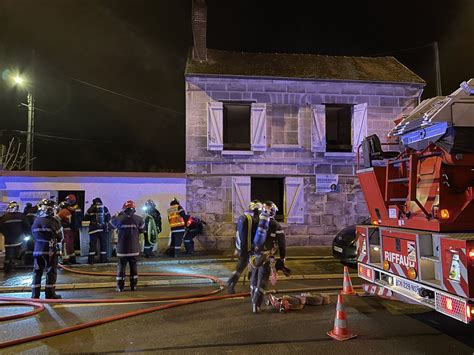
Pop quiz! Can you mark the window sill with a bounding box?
[271,144,304,151]
[221,150,254,156]
[323,152,356,159]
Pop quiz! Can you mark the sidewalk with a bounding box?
[0,246,352,292]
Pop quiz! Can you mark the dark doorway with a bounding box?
[251,177,284,221]
[325,104,353,152]
[223,102,251,150]
[57,190,85,212]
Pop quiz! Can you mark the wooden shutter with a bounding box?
[251,103,267,151]
[207,102,223,151]
[232,176,251,222]
[285,177,304,224]
[352,103,368,152]
[311,104,326,152]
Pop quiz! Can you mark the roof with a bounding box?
[0,171,186,179]
[185,49,425,84]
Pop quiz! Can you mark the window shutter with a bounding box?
[285,177,305,224]
[251,103,267,151]
[207,102,223,151]
[311,104,326,152]
[232,176,251,222]
[352,103,368,152]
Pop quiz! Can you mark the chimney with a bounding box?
[192,0,207,62]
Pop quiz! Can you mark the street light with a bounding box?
[12,74,35,171]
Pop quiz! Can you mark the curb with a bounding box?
[0,273,358,293]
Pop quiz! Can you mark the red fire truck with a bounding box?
[356,79,474,323]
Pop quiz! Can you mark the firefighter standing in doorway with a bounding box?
[167,198,187,257]
[67,195,84,260]
[249,201,286,313]
[84,198,111,264]
[31,199,64,299]
[226,200,262,294]
[0,201,31,272]
[110,200,145,292]
[142,199,162,258]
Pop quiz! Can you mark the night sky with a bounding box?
[0,0,472,172]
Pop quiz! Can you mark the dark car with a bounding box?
[332,217,371,265]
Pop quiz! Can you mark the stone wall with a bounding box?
[185,76,424,250]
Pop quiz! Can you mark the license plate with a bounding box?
[333,246,343,253]
[395,278,420,295]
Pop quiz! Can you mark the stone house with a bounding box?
[185,0,425,249]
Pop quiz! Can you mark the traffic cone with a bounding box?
[327,292,357,341]
[341,266,356,295]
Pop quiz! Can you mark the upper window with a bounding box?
[325,104,352,152]
[271,105,299,146]
[223,102,251,151]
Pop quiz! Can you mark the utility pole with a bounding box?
[433,41,442,96]
[25,91,35,171]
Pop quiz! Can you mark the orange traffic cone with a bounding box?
[327,292,357,341]
[341,266,356,295]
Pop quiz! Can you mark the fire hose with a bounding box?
[0,264,358,349]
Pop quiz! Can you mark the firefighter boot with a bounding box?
[116,279,125,292]
[31,285,41,299]
[227,272,240,294]
[88,255,95,265]
[45,286,62,299]
[130,276,138,291]
[252,303,261,314]
[99,253,109,263]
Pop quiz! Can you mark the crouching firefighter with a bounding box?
[227,200,262,294]
[31,199,64,299]
[183,216,205,254]
[110,200,145,292]
[249,201,287,314]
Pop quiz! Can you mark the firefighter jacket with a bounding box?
[68,204,84,231]
[235,210,260,257]
[0,212,31,247]
[167,204,186,231]
[23,205,38,226]
[144,208,162,242]
[31,216,64,257]
[84,203,111,234]
[266,219,286,260]
[110,213,145,257]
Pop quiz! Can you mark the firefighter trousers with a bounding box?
[63,229,75,261]
[169,230,185,257]
[31,254,59,298]
[88,231,109,263]
[183,229,198,254]
[116,256,138,290]
[143,233,155,257]
[250,261,270,307]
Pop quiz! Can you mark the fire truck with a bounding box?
[356,79,474,323]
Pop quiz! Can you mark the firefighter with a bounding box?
[166,198,187,257]
[84,198,111,264]
[110,200,145,292]
[183,215,205,254]
[58,201,75,264]
[142,199,162,258]
[227,200,262,294]
[64,194,83,261]
[22,202,38,266]
[0,201,31,272]
[249,201,286,314]
[31,199,64,299]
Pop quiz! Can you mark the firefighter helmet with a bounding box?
[263,201,278,218]
[65,194,77,205]
[170,198,180,206]
[122,200,136,212]
[6,201,19,213]
[38,199,57,217]
[249,199,262,212]
[92,197,103,205]
[144,199,156,211]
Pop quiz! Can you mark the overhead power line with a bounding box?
[70,77,184,116]
[0,129,110,143]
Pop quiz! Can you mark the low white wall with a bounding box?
[0,172,186,240]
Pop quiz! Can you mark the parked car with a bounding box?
[332,217,371,265]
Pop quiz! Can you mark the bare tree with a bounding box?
[0,138,34,171]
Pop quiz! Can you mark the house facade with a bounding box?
[184,1,425,249]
